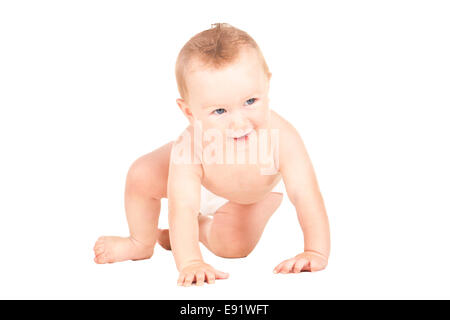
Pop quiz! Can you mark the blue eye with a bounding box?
[213,108,226,115]
[245,98,257,106]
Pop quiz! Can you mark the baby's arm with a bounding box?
[167,130,228,286]
[167,148,203,269]
[273,119,330,273]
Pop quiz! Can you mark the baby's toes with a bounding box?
[94,255,105,264]
[94,243,104,257]
[94,249,110,264]
[93,237,108,264]
[93,236,105,248]
[93,237,104,251]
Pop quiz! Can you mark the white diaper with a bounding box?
[271,178,285,195]
[199,186,229,216]
[199,179,285,216]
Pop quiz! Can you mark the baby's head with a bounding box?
[175,23,272,138]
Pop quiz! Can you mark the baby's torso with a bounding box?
[202,163,281,204]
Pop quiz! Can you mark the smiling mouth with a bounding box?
[232,130,253,141]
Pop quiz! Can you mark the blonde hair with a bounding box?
[175,23,270,102]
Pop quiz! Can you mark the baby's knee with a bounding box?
[212,242,255,259]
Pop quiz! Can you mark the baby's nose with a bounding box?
[229,112,248,131]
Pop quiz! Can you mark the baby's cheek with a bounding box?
[254,111,270,128]
[201,122,227,141]
[198,119,215,132]
[203,122,221,133]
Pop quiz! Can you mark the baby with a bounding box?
[93,23,330,286]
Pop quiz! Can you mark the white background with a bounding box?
[0,0,449,299]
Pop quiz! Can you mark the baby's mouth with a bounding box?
[232,129,253,141]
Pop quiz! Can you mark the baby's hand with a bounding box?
[178,261,229,286]
[273,251,328,274]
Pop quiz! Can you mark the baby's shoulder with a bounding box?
[270,109,300,137]
[269,109,305,154]
[171,124,203,166]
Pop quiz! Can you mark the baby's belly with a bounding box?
[202,165,282,205]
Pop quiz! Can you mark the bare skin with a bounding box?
[94,48,330,286]
[93,140,283,266]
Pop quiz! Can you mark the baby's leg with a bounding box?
[200,192,283,258]
[93,141,172,264]
[157,193,283,256]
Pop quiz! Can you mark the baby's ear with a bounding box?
[176,98,185,112]
[176,98,195,124]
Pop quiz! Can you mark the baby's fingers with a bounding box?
[195,272,205,286]
[177,273,186,286]
[205,271,216,284]
[280,258,297,274]
[183,273,195,287]
[214,269,229,280]
[272,262,284,274]
[293,258,309,273]
[273,259,293,274]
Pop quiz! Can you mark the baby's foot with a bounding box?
[93,236,154,264]
[157,229,171,250]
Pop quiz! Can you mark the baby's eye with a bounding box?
[244,98,257,106]
[213,108,226,115]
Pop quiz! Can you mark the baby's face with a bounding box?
[178,48,271,140]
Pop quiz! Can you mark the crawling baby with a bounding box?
[94,23,330,286]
